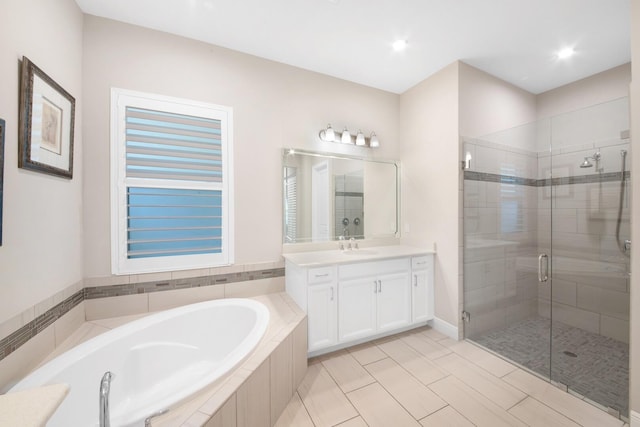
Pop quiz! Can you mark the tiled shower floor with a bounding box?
[471,316,629,417]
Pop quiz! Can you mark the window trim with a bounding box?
[110,88,234,275]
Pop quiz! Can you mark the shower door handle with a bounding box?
[538,254,549,283]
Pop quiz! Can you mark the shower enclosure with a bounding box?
[462,97,631,419]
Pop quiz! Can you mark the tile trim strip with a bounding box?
[0,290,84,362]
[464,170,630,186]
[0,267,285,363]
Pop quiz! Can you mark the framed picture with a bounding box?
[0,118,5,246]
[18,56,75,179]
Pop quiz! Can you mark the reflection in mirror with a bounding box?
[283,149,399,243]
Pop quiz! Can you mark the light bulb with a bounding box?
[324,124,335,142]
[355,130,365,146]
[341,128,352,144]
[369,132,379,148]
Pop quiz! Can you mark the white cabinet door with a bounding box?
[412,270,429,323]
[411,256,434,324]
[376,271,411,333]
[307,283,337,351]
[338,277,377,342]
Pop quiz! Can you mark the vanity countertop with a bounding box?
[282,244,434,267]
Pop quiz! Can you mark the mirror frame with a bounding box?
[282,148,400,244]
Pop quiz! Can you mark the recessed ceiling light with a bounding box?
[557,47,575,60]
[392,39,408,52]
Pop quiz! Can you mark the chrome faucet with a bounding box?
[99,371,113,427]
[349,237,357,250]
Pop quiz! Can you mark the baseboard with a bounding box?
[631,410,640,426]
[429,317,459,340]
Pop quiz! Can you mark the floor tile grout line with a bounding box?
[294,390,318,427]
[374,341,453,387]
[359,358,444,422]
[506,394,530,412]
[523,394,597,427]
[319,357,377,395]
[416,404,478,427]
[431,356,528,413]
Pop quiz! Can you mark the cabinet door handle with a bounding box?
[414,274,418,287]
[373,281,377,293]
[378,280,382,293]
[330,286,334,301]
[315,273,329,278]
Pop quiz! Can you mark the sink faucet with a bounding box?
[349,237,357,250]
[99,371,113,427]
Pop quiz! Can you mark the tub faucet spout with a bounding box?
[99,371,113,427]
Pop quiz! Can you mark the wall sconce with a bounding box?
[461,152,472,170]
[319,124,380,148]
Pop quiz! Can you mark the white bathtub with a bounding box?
[10,298,269,427]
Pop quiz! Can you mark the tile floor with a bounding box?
[473,316,629,417]
[275,326,628,427]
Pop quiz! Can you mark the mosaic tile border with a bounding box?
[0,267,285,363]
[464,170,630,186]
[0,290,84,361]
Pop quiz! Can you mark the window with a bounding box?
[110,89,233,274]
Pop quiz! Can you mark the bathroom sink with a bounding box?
[342,249,377,256]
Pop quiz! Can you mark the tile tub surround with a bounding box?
[3,293,307,427]
[0,264,285,373]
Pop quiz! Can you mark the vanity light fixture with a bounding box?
[319,124,379,148]
[341,127,352,144]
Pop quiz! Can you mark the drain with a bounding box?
[563,350,578,358]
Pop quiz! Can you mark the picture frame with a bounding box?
[18,56,75,179]
[0,118,5,246]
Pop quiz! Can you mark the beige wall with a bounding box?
[82,16,400,278]
[537,63,631,120]
[459,62,538,138]
[0,0,84,324]
[399,62,460,329]
[630,0,640,418]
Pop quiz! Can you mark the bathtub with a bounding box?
[9,298,269,427]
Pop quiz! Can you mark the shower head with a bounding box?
[580,157,593,168]
[579,151,601,169]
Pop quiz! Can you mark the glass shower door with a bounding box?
[548,99,631,417]
[462,119,553,381]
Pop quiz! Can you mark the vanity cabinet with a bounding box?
[338,258,411,342]
[284,248,434,355]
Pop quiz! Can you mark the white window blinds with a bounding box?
[111,89,233,274]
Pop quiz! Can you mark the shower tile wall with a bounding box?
[463,140,539,338]
[537,137,631,343]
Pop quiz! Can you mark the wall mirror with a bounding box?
[283,149,399,243]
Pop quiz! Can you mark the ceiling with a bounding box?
[74,0,630,94]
